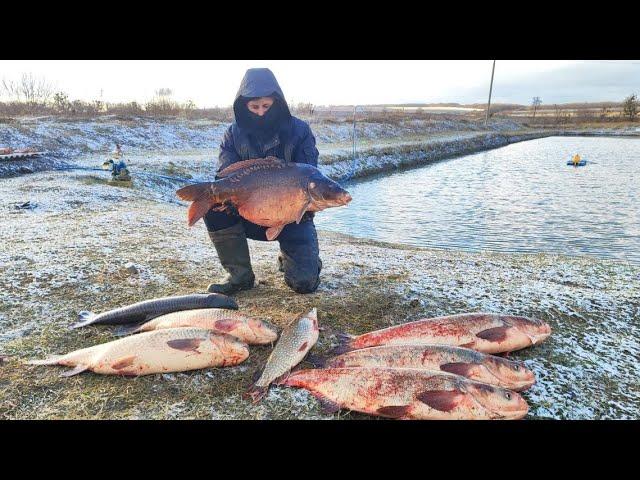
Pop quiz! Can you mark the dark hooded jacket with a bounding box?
[216,68,320,176]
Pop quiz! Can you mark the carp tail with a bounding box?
[176,183,218,227]
[243,384,268,404]
[329,332,356,355]
[69,311,97,329]
[26,355,63,366]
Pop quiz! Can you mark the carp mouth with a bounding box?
[307,176,352,209]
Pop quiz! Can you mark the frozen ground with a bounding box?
[0,166,638,419]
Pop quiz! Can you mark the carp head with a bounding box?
[306,172,352,211]
[247,317,279,343]
[209,333,250,365]
[481,356,536,391]
[502,315,552,347]
[465,382,529,420]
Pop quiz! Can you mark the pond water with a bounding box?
[316,136,640,264]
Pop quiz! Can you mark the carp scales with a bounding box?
[116,308,279,345]
[70,293,238,329]
[316,344,535,391]
[27,328,249,376]
[335,312,551,355]
[175,157,352,240]
[245,308,319,402]
[277,367,529,420]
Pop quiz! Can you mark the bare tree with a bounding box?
[155,88,173,98]
[531,97,542,120]
[623,94,638,121]
[1,73,55,104]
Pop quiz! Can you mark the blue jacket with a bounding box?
[216,68,319,175]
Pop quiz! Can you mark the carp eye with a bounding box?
[309,182,316,189]
[504,392,512,400]
[513,365,520,371]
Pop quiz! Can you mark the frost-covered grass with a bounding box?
[0,166,638,419]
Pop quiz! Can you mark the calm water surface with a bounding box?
[316,137,640,264]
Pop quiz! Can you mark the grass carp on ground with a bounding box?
[245,308,319,402]
[175,157,352,240]
[116,308,279,345]
[315,344,535,391]
[334,312,551,355]
[277,367,529,420]
[26,328,249,376]
[70,293,238,329]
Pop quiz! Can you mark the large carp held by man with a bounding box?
[175,157,352,240]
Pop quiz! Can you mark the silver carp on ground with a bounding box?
[317,344,535,391]
[277,367,529,420]
[245,308,319,403]
[335,312,551,355]
[70,293,238,329]
[27,328,249,376]
[117,308,279,345]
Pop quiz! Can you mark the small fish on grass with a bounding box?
[245,308,319,403]
[26,328,249,377]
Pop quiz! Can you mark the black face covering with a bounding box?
[246,100,285,140]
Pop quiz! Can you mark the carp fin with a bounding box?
[315,395,341,415]
[214,318,241,332]
[69,311,97,329]
[59,364,90,377]
[376,405,412,419]
[217,157,284,178]
[440,362,477,377]
[166,338,203,352]
[111,355,137,370]
[113,323,145,337]
[266,225,285,241]
[295,200,311,224]
[476,326,510,342]
[26,355,63,366]
[416,390,465,412]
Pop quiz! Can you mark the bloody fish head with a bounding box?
[307,172,352,210]
[209,333,249,365]
[482,356,536,391]
[503,315,552,347]
[466,382,529,420]
[248,318,279,343]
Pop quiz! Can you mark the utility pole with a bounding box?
[485,60,496,127]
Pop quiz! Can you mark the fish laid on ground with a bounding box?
[315,344,535,391]
[116,308,279,345]
[245,308,320,402]
[277,367,529,420]
[70,293,238,329]
[334,312,551,355]
[27,328,249,377]
[176,157,352,240]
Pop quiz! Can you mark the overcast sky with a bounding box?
[1,60,638,107]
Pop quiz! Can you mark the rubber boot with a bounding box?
[206,223,255,294]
